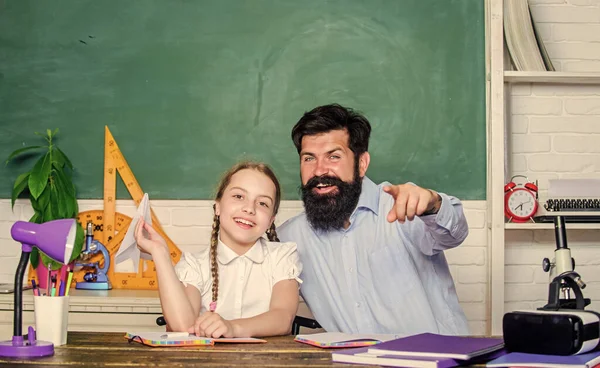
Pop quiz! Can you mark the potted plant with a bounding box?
[6,129,84,279]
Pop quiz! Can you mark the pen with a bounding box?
[31,279,38,296]
[50,275,57,297]
[160,332,192,339]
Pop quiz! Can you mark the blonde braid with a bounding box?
[210,211,220,307]
[267,223,280,242]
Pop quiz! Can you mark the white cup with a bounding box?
[33,295,70,346]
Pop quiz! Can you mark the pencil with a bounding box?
[55,271,62,296]
[65,270,74,296]
[46,264,51,296]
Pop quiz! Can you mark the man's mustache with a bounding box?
[304,175,345,191]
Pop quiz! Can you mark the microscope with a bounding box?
[540,216,589,311]
[503,216,599,355]
[75,222,112,290]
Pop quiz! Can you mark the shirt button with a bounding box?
[348,267,353,273]
[355,302,361,308]
[240,276,244,280]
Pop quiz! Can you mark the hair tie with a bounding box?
[209,301,217,312]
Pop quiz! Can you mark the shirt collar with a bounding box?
[354,176,379,216]
[217,237,265,265]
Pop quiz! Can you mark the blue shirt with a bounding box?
[278,176,470,335]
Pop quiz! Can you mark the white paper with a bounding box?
[114,193,153,273]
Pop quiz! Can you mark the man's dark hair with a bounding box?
[291,104,372,158]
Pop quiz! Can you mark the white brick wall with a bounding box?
[0,198,489,334]
[507,0,600,316]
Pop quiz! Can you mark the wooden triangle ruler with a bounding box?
[101,126,182,289]
[28,126,182,290]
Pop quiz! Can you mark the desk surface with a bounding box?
[0,332,487,367]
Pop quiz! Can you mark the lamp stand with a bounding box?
[0,249,54,357]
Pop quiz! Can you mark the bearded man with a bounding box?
[278,104,470,336]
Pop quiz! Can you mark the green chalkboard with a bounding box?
[0,0,486,200]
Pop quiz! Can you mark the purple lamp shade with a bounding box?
[11,220,77,264]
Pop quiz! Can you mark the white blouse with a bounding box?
[174,237,302,320]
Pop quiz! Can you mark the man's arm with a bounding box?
[383,183,468,255]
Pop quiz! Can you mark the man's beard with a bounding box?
[300,169,363,232]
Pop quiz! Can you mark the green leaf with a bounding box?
[42,199,54,222]
[30,193,42,213]
[53,171,77,217]
[36,185,51,214]
[55,147,73,170]
[51,148,65,169]
[39,252,62,271]
[50,184,62,219]
[29,212,41,224]
[5,146,43,164]
[30,248,40,269]
[46,129,52,139]
[28,153,51,199]
[11,172,30,209]
[69,224,85,263]
[53,128,59,137]
[54,167,75,197]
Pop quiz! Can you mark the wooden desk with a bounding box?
[0,332,356,367]
[0,332,490,367]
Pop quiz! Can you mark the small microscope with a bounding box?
[75,222,112,290]
[540,215,589,310]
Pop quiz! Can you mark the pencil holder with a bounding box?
[33,295,70,346]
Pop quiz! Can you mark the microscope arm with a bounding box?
[91,240,111,275]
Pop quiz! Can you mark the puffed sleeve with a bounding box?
[270,241,303,285]
[173,251,206,293]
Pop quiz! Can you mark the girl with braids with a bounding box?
[134,161,302,338]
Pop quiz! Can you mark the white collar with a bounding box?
[216,237,265,265]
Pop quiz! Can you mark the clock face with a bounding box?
[506,189,537,218]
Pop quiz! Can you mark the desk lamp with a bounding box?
[0,219,77,358]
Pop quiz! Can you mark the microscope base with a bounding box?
[75,282,112,290]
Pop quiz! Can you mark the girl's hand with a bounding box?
[134,218,168,256]
[188,312,235,338]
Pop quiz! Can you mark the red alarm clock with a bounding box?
[504,175,539,223]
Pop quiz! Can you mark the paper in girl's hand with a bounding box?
[114,193,153,273]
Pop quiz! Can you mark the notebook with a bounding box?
[368,333,504,360]
[334,346,508,368]
[125,332,266,347]
[486,350,600,368]
[294,332,402,348]
[332,347,460,368]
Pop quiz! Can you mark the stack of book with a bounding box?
[504,0,554,71]
[331,333,505,368]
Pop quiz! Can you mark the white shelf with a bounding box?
[504,71,600,84]
[505,222,600,230]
